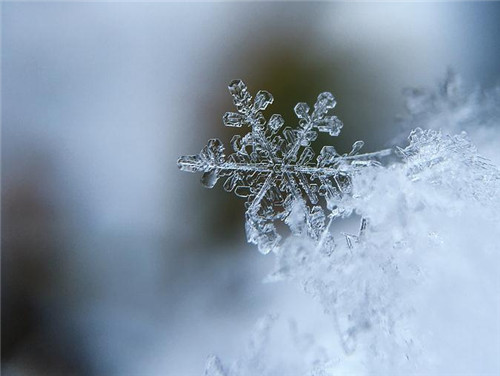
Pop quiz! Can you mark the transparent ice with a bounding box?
[178,80,391,254]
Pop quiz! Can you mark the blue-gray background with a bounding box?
[2,2,500,375]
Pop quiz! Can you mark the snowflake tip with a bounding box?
[254,90,274,111]
[228,79,252,112]
[201,170,219,188]
[268,114,285,133]
[223,112,245,127]
[315,92,337,112]
[294,102,310,119]
[350,140,365,155]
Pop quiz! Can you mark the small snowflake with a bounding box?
[178,80,391,253]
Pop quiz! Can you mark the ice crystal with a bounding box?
[397,127,500,202]
[178,80,391,254]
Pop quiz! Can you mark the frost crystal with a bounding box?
[178,80,391,253]
[397,127,500,204]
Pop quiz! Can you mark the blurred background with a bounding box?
[2,2,500,375]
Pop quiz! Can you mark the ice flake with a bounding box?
[397,127,500,203]
[178,80,391,253]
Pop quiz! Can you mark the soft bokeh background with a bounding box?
[2,2,500,375]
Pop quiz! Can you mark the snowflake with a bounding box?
[178,80,391,254]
